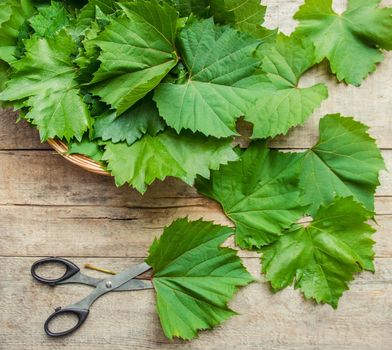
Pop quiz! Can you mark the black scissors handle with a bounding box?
[31,257,80,286]
[44,307,89,337]
[32,259,152,337]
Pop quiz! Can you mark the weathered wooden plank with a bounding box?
[1,2,391,350]
[0,204,227,258]
[0,109,48,150]
[374,196,392,215]
[1,257,392,350]
[0,203,391,258]
[0,150,390,207]
[0,150,201,207]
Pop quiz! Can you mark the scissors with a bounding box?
[31,257,153,337]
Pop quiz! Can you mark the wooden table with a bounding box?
[1,1,392,349]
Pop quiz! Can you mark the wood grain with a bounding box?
[0,150,390,206]
[1,257,392,350]
[0,109,48,150]
[0,203,390,259]
[1,0,392,349]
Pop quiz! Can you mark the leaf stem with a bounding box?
[84,263,117,275]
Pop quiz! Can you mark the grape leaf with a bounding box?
[197,114,384,250]
[0,61,9,108]
[0,0,35,63]
[196,142,306,249]
[0,32,91,141]
[87,0,116,13]
[29,1,70,38]
[165,0,276,40]
[247,34,328,139]
[80,0,117,16]
[146,218,253,340]
[299,114,385,214]
[94,95,166,146]
[0,60,8,89]
[294,0,392,86]
[67,138,103,162]
[165,0,209,17]
[74,0,116,35]
[88,0,179,115]
[261,197,376,308]
[154,18,262,138]
[73,7,111,84]
[210,0,276,41]
[0,1,13,27]
[103,130,238,193]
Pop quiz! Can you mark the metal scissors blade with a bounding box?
[66,272,153,291]
[31,257,153,337]
[106,262,152,291]
[116,278,153,291]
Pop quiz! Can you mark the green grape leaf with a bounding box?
[294,0,392,86]
[0,2,13,28]
[165,0,209,17]
[261,197,376,308]
[196,142,306,249]
[0,61,9,108]
[67,138,104,162]
[29,1,70,38]
[87,0,116,14]
[299,114,385,214]
[146,218,253,340]
[0,0,35,63]
[94,95,165,145]
[73,7,111,84]
[196,114,384,250]
[88,0,179,115]
[164,0,276,40]
[74,0,116,35]
[154,18,262,138]
[103,130,238,193]
[0,32,91,141]
[246,34,328,139]
[0,60,8,89]
[210,0,276,41]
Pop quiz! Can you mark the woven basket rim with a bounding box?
[47,139,111,177]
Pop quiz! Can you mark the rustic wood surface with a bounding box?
[1,1,392,349]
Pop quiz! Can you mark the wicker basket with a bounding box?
[47,139,110,177]
[47,121,252,177]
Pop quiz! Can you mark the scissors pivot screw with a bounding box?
[31,258,152,337]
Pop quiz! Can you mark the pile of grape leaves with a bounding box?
[0,0,390,341]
